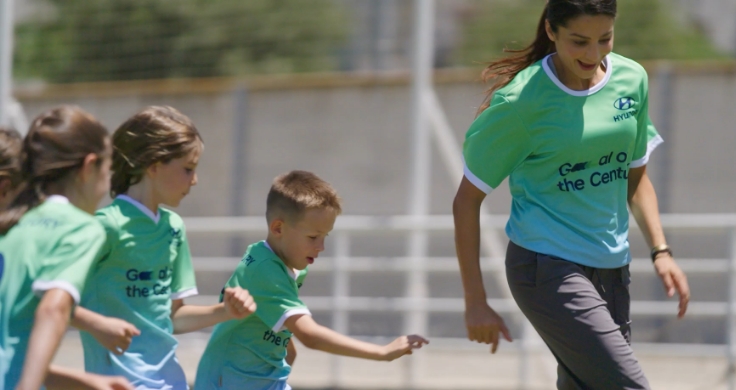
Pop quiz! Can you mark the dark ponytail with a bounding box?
[478,0,617,114]
[0,106,109,235]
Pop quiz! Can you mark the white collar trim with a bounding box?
[263,240,274,253]
[262,240,299,281]
[45,195,69,204]
[542,54,612,96]
[116,195,160,223]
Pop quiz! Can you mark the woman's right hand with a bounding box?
[464,300,512,353]
[90,317,140,355]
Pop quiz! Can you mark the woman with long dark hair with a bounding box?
[454,1,689,388]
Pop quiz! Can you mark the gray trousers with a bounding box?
[506,241,651,390]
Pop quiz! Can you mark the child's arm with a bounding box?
[286,339,297,366]
[71,307,140,354]
[15,289,75,390]
[285,314,428,361]
[170,287,256,334]
[45,365,133,390]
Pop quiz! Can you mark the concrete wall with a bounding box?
[17,64,736,218]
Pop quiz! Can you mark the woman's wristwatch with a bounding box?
[650,244,673,262]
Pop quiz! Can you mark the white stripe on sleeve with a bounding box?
[630,134,664,168]
[463,163,494,194]
[272,308,312,332]
[170,287,199,300]
[32,280,81,304]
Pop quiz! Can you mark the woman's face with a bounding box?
[546,14,615,81]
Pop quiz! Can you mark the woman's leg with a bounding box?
[505,242,649,390]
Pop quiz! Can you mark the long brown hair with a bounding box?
[110,106,203,197]
[478,0,617,113]
[0,106,109,234]
[0,127,23,189]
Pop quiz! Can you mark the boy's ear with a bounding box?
[269,218,284,237]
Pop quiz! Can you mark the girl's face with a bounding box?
[149,144,201,208]
[546,14,615,82]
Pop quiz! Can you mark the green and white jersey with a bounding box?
[80,195,197,390]
[463,53,662,269]
[0,196,105,389]
[194,241,309,390]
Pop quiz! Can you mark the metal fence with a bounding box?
[184,213,736,389]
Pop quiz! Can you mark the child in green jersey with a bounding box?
[74,106,256,390]
[0,107,133,390]
[194,171,429,390]
[455,1,689,389]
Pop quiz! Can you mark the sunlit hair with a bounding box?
[0,106,109,234]
[110,106,203,197]
[266,170,342,223]
[478,0,617,114]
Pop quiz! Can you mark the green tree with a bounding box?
[14,0,348,82]
[455,0,725,67]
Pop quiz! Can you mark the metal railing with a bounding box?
[185,213,736,389]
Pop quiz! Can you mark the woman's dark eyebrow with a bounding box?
[571,31,613,39]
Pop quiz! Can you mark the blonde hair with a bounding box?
[266,170,342,223]
[110,106,202,197]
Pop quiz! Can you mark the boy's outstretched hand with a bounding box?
[223,287,257,319]
[380,335,429,361]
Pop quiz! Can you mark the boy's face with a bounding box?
[273,207,337,271]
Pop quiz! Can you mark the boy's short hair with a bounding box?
[266,170,342,223]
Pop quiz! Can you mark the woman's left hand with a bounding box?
[653,254,690,318]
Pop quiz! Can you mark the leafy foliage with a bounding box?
[14,0,348,82]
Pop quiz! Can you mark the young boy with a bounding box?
[194,170,428,390]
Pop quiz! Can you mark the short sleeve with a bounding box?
[243,261,309,332]
[170,223,197,300]
[630,72,661,168]
[32,220,106,304]
[463,94,533,193]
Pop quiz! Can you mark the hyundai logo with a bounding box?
[613,97,636,110]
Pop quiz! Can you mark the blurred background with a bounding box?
[2,0,736,389]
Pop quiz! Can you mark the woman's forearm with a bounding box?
[454,178,488,303]
[628,167,666,248]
